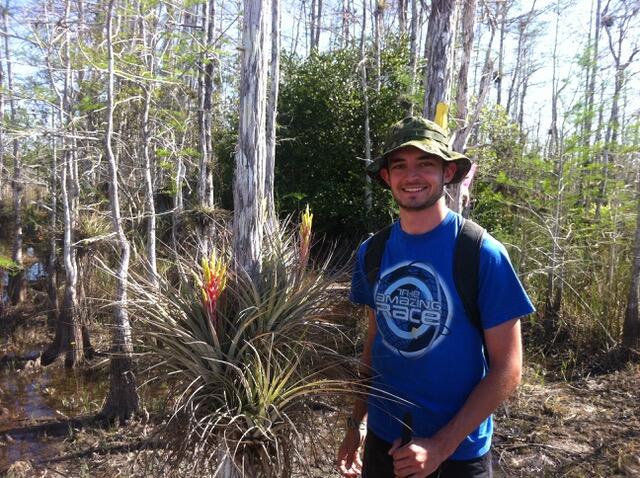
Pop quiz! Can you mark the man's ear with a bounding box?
[444,162,457,184]
[380,167,391,187]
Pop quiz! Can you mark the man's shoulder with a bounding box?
[479,230,510,259]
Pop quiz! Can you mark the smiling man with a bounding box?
[337,116,534,478]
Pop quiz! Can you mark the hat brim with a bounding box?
[366,140,472,188]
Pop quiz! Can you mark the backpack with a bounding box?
[363,218,485,335]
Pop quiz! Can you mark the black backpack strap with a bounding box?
[364,224,393,289]
[453,218,485,334]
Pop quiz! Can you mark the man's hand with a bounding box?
[337,428,365,477]
[388,436,448,478]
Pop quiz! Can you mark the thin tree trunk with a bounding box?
[46,106,59,328]
[505,2,536,117]
[360,0,372,216]
[101,0,140,422]
[3,5,26,305]
[448,0,477,213]
[265,0,280,227]
[398,0,406,36]
[314,0,322,49]
[406,0,419,115]
[543,0,564,338]
[310,0,317,51]
[496,0,508,106]
[341,0,350,47]
[422,0,457,119]
[196,0,217,260]
[140,4,158,289]
[233,0,270,281]
[373,0,382,93]
[583,0,601,149]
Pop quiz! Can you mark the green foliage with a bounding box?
[275,42,413,239]
[468,104,638,368]
[0,255,19,272]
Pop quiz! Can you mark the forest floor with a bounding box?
[1,300,639,478]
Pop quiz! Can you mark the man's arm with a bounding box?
[337,307,377,477]
[390,317,523,478]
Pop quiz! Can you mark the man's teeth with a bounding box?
[404,187,425,192]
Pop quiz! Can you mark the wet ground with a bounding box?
[0,354,108,471]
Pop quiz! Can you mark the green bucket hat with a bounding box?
[366,116,472,187]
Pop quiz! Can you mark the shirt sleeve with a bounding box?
[350,240,375,308]
[478,234,535,329]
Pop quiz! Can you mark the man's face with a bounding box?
[380,146,456,212]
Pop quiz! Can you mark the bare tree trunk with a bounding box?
[265,0,280,227]
[314,0,322,49]
[3,5,26,305]
[406,0,419,115]
[373,0,382,93]
[101,0,140,422]
[505,2,536,117]
[543,0,566,339]
[140,4,158,289]
[583,0,602,150]
[233,0,270,281]
[341,0,350,47]
[360,0,372,216]
[46,106,59,328]
[422,0,457,120]
[196,0,217,260]
[310,0,318,51]
[398,0,407,36]
[495,0,509,106]
[448,0,477,213]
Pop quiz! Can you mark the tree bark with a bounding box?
[373,0,382,93]
[101,0,140,422]
[140,3,158,289]
[233,0,270,281]
[196,0,217,260]
[46,106,59,328]
[3,5,26,305]
[360,0,372,216]
[495,0,509,106]
[398,0,407,36]
[265,0,280,227]
[448,0,477,213]
[406,0,419,115]
[422,0,457,120]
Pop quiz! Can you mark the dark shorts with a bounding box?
[362,430,493,478]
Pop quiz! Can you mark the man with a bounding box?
[337,116,534,478]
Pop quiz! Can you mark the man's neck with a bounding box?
[398,200,449,235]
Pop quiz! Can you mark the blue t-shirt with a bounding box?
[350,211,535,460]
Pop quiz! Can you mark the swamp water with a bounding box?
[0,363,107,469]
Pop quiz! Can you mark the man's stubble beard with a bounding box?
[392,178,446,212]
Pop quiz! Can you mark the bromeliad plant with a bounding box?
[199,250,228,335]
[133,210,358,477]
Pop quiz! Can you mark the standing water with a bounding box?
[0,363,107,469]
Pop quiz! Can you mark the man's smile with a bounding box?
[401,186,427,193]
